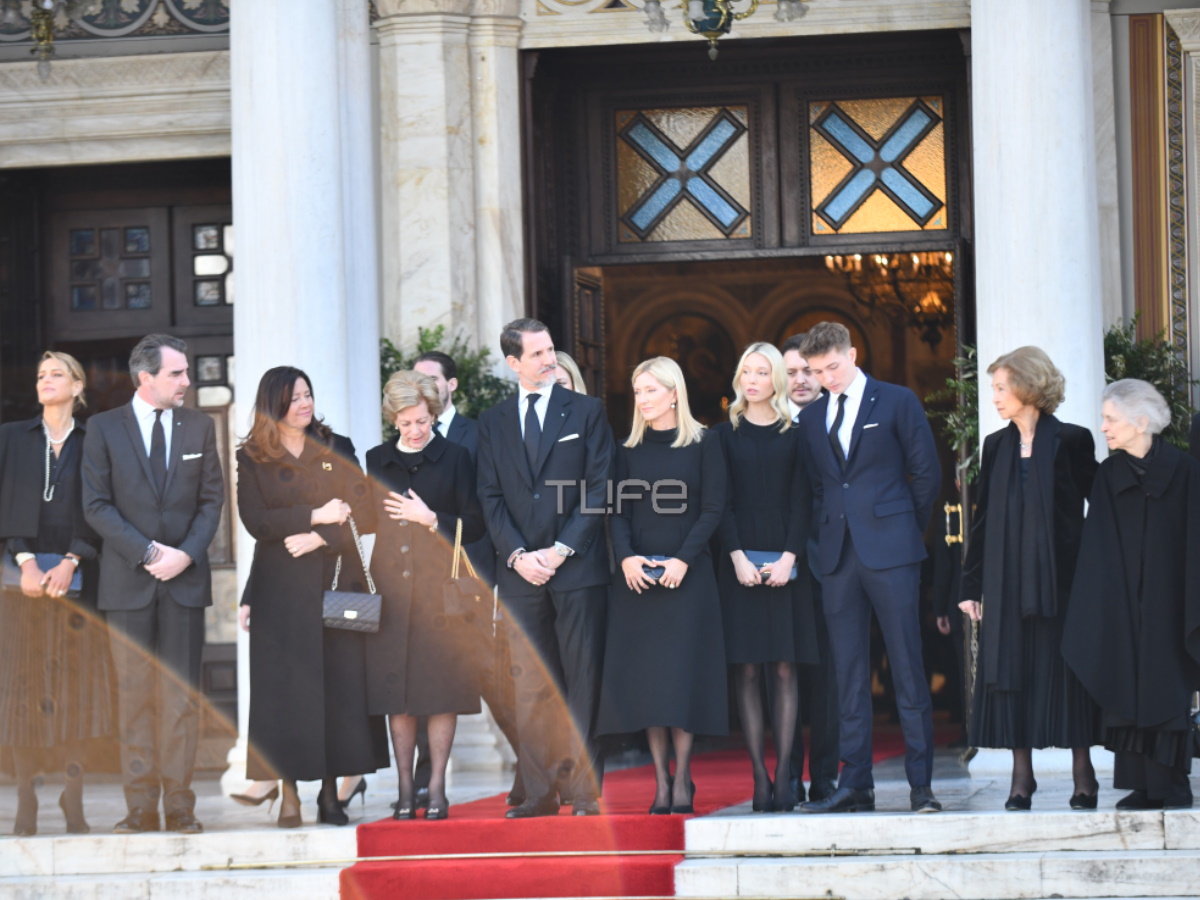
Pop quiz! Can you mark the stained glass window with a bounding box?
[810,97,947,235]
[67,223,154,311]
[189,224,233,306]
[616,106,752,243]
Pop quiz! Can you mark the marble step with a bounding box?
[674,849,1200,899]
[0,868,341,899]
[685,808,1200,856]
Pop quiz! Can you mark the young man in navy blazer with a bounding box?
[794,322,943,814]
[477,319,615,817]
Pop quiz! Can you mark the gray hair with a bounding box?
[1102,378,1171,435]
[129,334,188,388]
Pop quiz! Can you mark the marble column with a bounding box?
[1092,1,1124,329]
[223,0,381,793]
[969,0,1110,779]
[376,0,478,351]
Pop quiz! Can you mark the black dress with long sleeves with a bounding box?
[713,419,817,665]
[364,434,485,717]
[595,427,729,737]
[0,418,113,750]
[237,433,389,782]
[960,416,1099,749]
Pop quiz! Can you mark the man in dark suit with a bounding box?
[82,334,224,834]
[794,322,942,814]
[1190,412,1200,463]
[477,318,614,818]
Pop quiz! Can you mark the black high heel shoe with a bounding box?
[774,776,797,813]
[393,789,416,820]
[316,782,349,826]
[649,775,673,815]
[424,796,450,820]
[751,779,775,813]
[670,780,696,815]
[339,778,367,810]
[1005,778,1037,812]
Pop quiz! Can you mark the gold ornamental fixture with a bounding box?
[642,0,810,59]
[0,0,101,81]
[824,251,956,350]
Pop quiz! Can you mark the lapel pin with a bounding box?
[322,461,333,471]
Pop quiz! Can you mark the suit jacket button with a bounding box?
[533,493,540,500]
[842,483,849,489]
[840,513,845,519]
[402,570,412,579]
[400,545,409,553]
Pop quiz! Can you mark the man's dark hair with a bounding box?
[129,333,188,388]
[780,333,807,356]
[500,318,550,361]
[415,350,457,382]
[799,322,852,359]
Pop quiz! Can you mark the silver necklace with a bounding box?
[42,419,74,501]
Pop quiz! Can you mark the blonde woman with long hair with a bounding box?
[595,357,728,814]
[713,342,817,813]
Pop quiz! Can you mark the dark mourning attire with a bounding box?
[1190,413,1200,464]
[1063,436,1200,807]
[364,434,485,717]
[961,416,1099,749]
[237,435,388,782]
[712,419,817,666]
[0,419,113,756]
[596,427,729,738]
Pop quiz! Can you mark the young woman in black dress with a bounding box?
[596,356,728,814]
[0,352,113,835]
[713,342,816,813]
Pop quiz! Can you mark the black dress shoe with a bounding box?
[1068,791,1098,810]
[788,776,806,806]
[113,808,161,834]
[505,796,560,819]
[505,792,525,807]
[1116,789,1162,810]
[1005,793,1032,811]
[911,786,942,813]
[808,780,836,803]
[800,786,875,814]
[572,798,601,816]
[165,810,203,834]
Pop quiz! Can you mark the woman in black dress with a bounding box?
[365,371,485,821]
[713,342,816,813]
[596,356,728,814]
[1063,379,1200,810]
[958,347,1100,810]
[237,367,388,828]
[0,352,113,836]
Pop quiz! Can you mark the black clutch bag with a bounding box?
[322,517,381,633]
[640,555,672,582]
[744,550,798,583]
[1,553,82,598]
[443,518,491,621]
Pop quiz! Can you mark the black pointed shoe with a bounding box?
[800,786,875,814]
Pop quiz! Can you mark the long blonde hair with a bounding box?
[625,357,705,449]
[554,351,587,395]
[728,342,790,430]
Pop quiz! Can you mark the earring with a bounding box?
[670,403,676,408]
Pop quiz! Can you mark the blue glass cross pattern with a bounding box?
[620,110,749,240]
[813,99,944,231]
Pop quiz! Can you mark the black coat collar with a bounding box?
[1110,437,1178,500]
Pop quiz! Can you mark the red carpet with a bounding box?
[341,728,924,899]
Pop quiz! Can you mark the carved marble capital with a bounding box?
[1165,9,1200,51]
[377,0,473,16]
[473,0,521,16]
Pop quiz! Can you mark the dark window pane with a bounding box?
[195,280,222,306]
[101,277,120,310]
[118,258,150,278]
[70,229,96,257]
[193,224,221,251]
[125,282,152,309]
[196,355,223,384]
[71,285,97,310]
[100,228,120,259]
[124,227,150,254]
[70,260,100,280]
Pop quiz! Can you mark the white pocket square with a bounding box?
[557,434,580,443]
[182,452,204,460]
[863,423,879,430]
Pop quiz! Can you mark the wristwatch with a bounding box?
[553,541,575,559]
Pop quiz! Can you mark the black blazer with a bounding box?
[477,383,615,597]
[1190,412,1200,464]
[82,402,225,611]
[797,374,941,575]
[444,410,479,462]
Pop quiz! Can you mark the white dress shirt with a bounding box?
[131,392,173,465]
[437,402,457,434]
[517,383,554,438]
[825,368,866,458]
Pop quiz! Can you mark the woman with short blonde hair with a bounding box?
[985,346,1066,415]
[382,370,444,423]
[554,351,587,395]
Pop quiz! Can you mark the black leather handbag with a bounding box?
[1,552,82,598]
[322,516,381,633]
[744,550,798,582]
[443,518,490,621]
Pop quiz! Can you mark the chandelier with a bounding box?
[642,0,810,59]
[0,0,100,81]
[824,251,956,350]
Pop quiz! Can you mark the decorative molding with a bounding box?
[1165,22,1189,359]
[376,0,474,15]
[0,50,230,168]
[0,0,228,44]
[1164,9,1200,48]
[1129,14,1169,340]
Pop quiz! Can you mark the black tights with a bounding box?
[646,727,695,807]
[733,662,798,805]
[13,743,86,828]
[1010,747,1097,798]
[391,712,457,807]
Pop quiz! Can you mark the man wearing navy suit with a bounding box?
[477,319,615,817]
[795,322,942,814]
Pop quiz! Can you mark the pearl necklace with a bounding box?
[42,419,74,501]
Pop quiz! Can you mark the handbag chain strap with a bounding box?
[450,517,479,581]
[330,515,376,595]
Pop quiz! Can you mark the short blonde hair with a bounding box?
[382,370,443,423]
[987,346,1065,414]
[40,350,87,411]
[625,357,705,449]
[555,351,587,395]
[729,342,791,430]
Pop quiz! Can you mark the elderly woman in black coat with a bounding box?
[365,371,485,821]
[1063,379,1200,810]
[959,347,1100,810]
[237,367,388,828]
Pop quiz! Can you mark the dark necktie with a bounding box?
[829,393,848,469]
[150,409,167,494]
[524,393,541,474]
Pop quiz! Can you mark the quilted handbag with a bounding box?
[322,516,381,633]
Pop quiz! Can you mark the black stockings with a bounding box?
[1010,747,1098,799]
[733,662,798,808]
[646,726,696,808]
[12,743,87,833]
[391,713,457,807]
